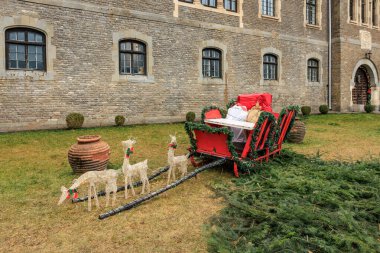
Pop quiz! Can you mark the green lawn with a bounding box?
[0,114,379,252]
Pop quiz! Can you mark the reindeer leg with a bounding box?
[93,184,100,208]
[112,185,117,206]
[172,166,176,181]
[141,177,145,195]
[146,178,151,193]
[129,176,136,196]
[182,163,187,177]
[105,185,110,207]
[88,185,92,211]
[167,166,172,185]
[124,176,129,199]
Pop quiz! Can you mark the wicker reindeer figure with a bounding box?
[121,139,150,199]
[58,169,120,211]
[167,135,188,184]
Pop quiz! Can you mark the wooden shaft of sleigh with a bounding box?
[98,158,227,220]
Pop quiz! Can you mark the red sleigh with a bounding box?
[185,93,298,177]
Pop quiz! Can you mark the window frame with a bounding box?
[202,48,222,79]
[306,0,317,25]
[262,0,275,16]
[5,28,46,71]
[119,39,147,76]
[307,58,319,82]
[263,54,278,80]
[201,0,217,8]
[224,0,237,12]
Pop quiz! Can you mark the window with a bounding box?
[262,0,275,16]
[373,0,378,26]
[179,0,193,2]
[263,54,277,80]
[202,48,221,78]
[5,28,46,71]
[350,0,355,20]
[362,0,367,23]
[224,0,237,12]
[306,0,317,25]
[201,0,217,7]
[308,59,319,82]
[119,40,146,75]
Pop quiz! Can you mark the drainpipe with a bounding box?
[328,0,332,110]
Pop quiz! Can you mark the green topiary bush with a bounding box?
[301,106,311,116]
[115,115,126,126]
[66,113,84,129]
[186,112,196,122]
[364,104,375,113]
[319,105,329,114]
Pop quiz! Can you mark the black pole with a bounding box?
[72,166,170,203]
[98,158,226,220]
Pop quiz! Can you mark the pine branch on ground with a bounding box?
[208,151,380,253]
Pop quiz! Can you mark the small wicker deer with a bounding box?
[58,169,120,211]
[121,139,150,199]
[167,135,188,184]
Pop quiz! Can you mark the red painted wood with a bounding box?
[234,162,239,177]
[241,130,253,158]
[194,130,232,158]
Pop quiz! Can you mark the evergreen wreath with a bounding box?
[226,98,237,110]
[201,106,224,123]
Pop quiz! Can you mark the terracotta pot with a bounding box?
[68,135,110,174]
[287,118,306,143]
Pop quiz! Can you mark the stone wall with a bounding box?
[332,0,380,112]
[1,0,332,131]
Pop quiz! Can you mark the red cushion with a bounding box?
[204,109,222,120]
[237,93,273,112]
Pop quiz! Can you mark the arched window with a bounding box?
[202,48,222,78]
[5,28,46,71]
[306,0,317,25]
[308,59,319,82]
[262,0,275,16]
[263,54,277,80]
[119,40,146,75]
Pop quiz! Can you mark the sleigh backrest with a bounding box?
[276,109,297,147]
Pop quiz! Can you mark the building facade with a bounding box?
[0,0,378,132]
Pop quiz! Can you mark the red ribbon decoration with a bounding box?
[168,143,177,149]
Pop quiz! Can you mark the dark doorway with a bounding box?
[352,66,369,105]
